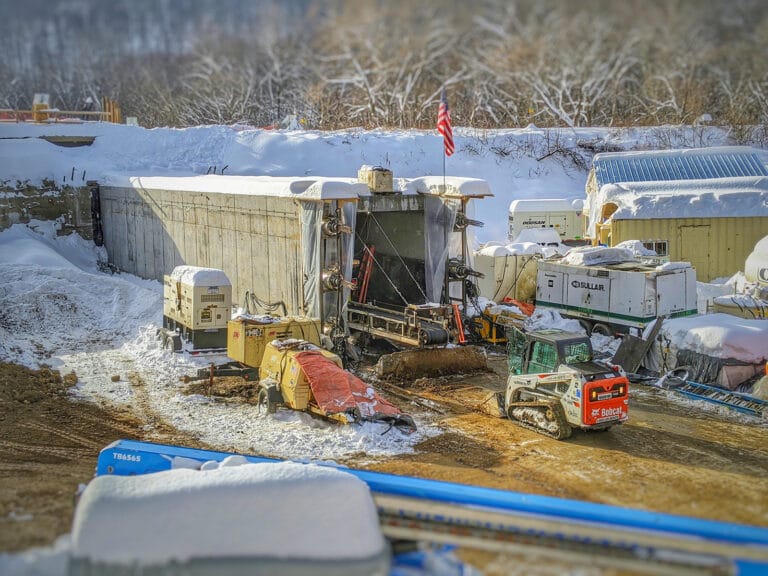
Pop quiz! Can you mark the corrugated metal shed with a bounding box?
[593,147,768,188]
[607,216,768,283]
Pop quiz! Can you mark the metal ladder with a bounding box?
[670,380,767,418]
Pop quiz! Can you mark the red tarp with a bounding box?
[293,351,403,420]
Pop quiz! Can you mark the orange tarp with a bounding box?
[293,351,403,420]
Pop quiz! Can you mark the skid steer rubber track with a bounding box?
[507,398,572,440]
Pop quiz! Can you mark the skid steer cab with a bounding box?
[504,328,629,439]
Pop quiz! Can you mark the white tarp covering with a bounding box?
[300,200,356,330]
[424,196,460,303]
[300,203,322,317]
[560,246,636,266]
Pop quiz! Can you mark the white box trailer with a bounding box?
[508,199,584,242]
[535,258,697,334]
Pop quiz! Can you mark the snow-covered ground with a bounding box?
[0,221,435,460]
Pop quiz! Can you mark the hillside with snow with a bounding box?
[1,122,749,243]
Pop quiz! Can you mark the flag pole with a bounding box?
[442,145,446,193]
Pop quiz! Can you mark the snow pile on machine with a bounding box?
[643,314,768,392]
[69,460,389,575]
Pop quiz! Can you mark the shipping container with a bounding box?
[600,217,768,283]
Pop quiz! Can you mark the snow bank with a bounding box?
[70,462,385,566]
[0,220,105,271]
[0,225,159,366]
[0,123,635,243]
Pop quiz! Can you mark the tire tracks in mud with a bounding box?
[125,371,206,448]
[74,409,144,439]
[19,420,104,450]
[0,439,93,460]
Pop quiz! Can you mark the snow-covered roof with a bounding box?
[402,176,493,198]
[508,198,582,213]
[170,265,231,287]
[476,242,543,257]
[592,146,768,188]
[107,174,370,201]
[586,176,768,236]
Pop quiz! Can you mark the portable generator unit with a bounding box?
[162,266,232,351]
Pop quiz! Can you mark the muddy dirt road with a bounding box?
[1,359,767,558]
[368,357,768,526]
[0,362,210,551]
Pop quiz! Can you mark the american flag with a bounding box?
[437,87,454,157]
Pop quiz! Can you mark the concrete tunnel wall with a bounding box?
[99,185,305,311]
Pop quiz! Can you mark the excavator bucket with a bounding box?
[374,345,489,380]
[292,350,416,432]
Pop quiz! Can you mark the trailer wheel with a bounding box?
[591,323,612,336]
[257,388,276,416]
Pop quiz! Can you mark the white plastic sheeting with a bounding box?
[560,246,636,266]
[424,196,460,303]
[301,203,322,318]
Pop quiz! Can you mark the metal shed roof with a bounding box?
[592,147,768,188]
